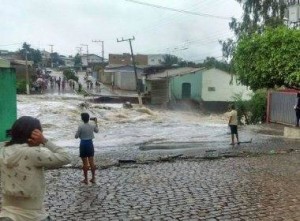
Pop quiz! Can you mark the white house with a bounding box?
[147,54,165,65]
[103,64,146,90]
[81,54,103,67]
[201,68,252,102]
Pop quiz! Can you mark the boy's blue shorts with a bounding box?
[79,139,94,157]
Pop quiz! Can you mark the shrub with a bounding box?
[232,89,267,124]
[16,80,27,94]
[248,89,267,123]
[232,93,250,124]
[63,69,78,82]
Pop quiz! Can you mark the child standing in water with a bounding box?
[228,104,240,145]
[75,113,99,184]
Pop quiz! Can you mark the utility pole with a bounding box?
[117,36,142,106]
[76,47,82,55]
[25,51,30,95]
[49,44,54,68]
[81,44,89,69]
[92,40,104,63]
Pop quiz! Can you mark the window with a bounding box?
[208,87,215,91]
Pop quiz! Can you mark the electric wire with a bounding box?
[124,0,233,20]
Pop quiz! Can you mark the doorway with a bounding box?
[182,83,191,99]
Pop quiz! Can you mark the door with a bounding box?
[182,83,191,99]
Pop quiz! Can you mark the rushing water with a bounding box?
[17,93,232,154]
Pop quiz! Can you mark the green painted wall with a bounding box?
[169,70,203,101]
[0,68,17,142]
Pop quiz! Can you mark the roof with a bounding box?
[10,59,34,66]
[105,64,150,70]
[147,67,205,80]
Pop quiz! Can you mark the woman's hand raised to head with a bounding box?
[28,129,47,146]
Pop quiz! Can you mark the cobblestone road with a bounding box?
[44,153,300,221]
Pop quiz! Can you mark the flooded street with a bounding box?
[11,75,300,220]
[17,93,234,154]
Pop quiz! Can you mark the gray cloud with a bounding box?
[0,0,242,62]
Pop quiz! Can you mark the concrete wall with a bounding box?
[201,68,252,102]
[115,71,136,90]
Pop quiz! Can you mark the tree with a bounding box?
[74,53,82,67]
[162,54,180,67]
[19,42,42,65]
[50,52,65,66]
[198,57,231,73]
[233,26,300,90]
[220,0,286,59]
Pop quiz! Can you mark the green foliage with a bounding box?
[16,79,27,94]
[19,42,42,65]
[199,57,232,73]
[51,52,65,66]
[285,71,300,89]
[163,54,180,67]
[232,89,267,124]
[234,26,300,90]
[248,89,267,123]
[63,69,78,82]
[220,0,286,59]
[232,93,250,124]
[74,53,82,67]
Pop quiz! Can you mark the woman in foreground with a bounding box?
[0,116,71,221]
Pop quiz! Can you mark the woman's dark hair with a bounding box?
[81,113,90,123]
[5,116,42,146]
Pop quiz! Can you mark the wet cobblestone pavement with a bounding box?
[42,153,300,221]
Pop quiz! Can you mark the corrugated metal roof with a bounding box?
[147,67,204,80]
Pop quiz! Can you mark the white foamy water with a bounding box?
[17,94,230,154]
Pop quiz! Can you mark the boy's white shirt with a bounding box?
[229,110,238,125]
[0,141,71,221]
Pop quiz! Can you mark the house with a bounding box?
[147,54,165,65]
[200,68,251,104]
[60,56,74,67]
[0,58,10,68]
[81,54,103,69]
[103,64,147,90]
[146,68,252,110]
[0,67,17,142]
[41,50,51,67]
[0,50,22,60]
[109,53,148,65]
[146,67,203,105]
[10,59,34,82]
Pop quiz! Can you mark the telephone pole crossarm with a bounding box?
[117,36,142,106]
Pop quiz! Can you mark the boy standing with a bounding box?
[228,104,240,145]
[75,113,99,184]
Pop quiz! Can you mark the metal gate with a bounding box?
[269,91,298,125]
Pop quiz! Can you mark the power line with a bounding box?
[124,0,232,20]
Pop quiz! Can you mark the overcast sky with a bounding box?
[0,0,243,62]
